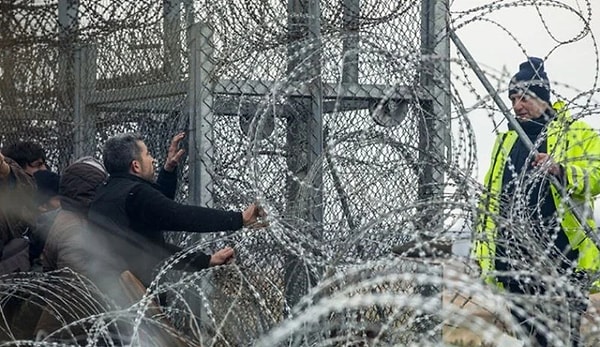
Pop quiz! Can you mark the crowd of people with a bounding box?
[0,131,266,342]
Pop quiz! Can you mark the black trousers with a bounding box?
[503,274,589,347]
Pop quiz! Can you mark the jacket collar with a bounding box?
[108,172,159,189]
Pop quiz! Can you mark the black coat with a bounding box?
[495,117,578,292]
[87,169,242,286]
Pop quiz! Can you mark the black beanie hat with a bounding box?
[33,170,60,206]
[508,57,551,104]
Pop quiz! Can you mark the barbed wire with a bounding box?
[1,0,600,346]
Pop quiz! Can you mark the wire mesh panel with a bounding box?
[0,0,467,346]
[4,1,600,346]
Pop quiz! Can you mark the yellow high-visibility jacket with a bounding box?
[473,101,600,287]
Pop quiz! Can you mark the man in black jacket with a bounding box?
[87,132,265,291]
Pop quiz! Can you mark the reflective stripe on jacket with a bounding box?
[473,101,600,286]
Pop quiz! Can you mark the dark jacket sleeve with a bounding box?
[155,168,177,200]
[0,159,37,244]
[163,243,211,271]
[126,183,243,233]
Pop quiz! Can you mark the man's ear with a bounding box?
[130,160,141,174]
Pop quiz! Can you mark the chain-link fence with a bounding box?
[0,0,481,345]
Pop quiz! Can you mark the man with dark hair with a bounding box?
[0,148,37,273]
[473,57,600,346]
[88,132,266,294]
[0,141,53,271]
[1,141,47,176]
[0,147,42,340]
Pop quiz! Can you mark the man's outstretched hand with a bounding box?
[164,132,186,172]
[209,246,235,266]
[242,203,268,228]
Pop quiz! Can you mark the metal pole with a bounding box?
[410,0,451,341]
[449,31,533,148]
[58,0,79,170]
[306,0,324,226]
[186,21,216,336]
[188,22,215,207]
[284,0,323,308]
[163,0,182,80]
[418,0,451,208]
[341,0,359,83]
[450,30,600,249]
[73,44,97,159]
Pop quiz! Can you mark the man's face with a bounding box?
[24,158,47,176]
[509,92,549,122]
[134,141,156,182]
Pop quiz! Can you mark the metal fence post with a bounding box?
[418,0,451,214]
[58,0,79,169]
[284,0,324,308]
[341,0,359,84]
[163,0,182,80]
[188,22,215,207]
[73,44,97,160]
[412,0,451,341]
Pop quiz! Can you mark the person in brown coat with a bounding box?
[0,140,48,270]
[34,156,110,343]
[0,144,47,341]
[0,151,37,271]
[42,156,107,273]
